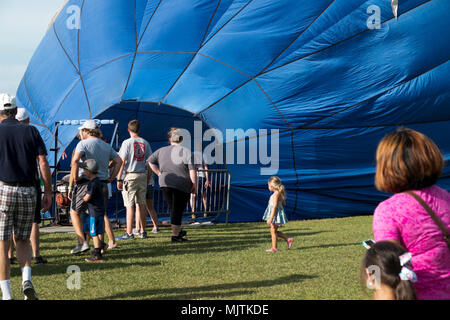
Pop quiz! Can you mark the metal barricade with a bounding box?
[152,169,231,223]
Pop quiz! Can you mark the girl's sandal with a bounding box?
[287,237,294,249]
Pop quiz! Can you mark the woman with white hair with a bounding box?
[148,128,197,242]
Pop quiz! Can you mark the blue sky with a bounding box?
[0,0,66,95]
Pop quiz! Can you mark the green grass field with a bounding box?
[9,215,374,300]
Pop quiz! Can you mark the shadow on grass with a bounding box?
[107,231,328,261]
[294,242,360,251]
[98,274,317,300]
[10,260,162,278]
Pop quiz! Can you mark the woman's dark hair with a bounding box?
[375,127,444,193]
[361,241,417,300]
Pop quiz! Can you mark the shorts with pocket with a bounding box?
[0,185,37,240]
[70,180,89,214]
[122,173,147,206]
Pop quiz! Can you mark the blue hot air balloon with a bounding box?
[15,0,450,222]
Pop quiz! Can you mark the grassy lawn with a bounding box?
[9,215,374,300]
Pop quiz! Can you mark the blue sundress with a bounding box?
[262,193,288,225]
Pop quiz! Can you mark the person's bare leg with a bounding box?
[276,230,289,242]
[135,212,141,233]
[125,206,134,235]
[30,223,40,258]
[7,240,14,260]
[202,192,208,216]
[15,239,32,269]
[92,236,101,249]
[0,240,11,281]
[0,239,12,300]
[190,194,196,212]
[136,203,146,233]
[146,200,159,229]
[270,225,278,250]
[103,215,116,248]
[70,210,85,244]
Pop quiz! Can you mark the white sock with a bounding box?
[0,280,12,300]
[21,266,32,284]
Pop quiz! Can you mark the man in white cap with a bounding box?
[13,108,47,265]
[0,94,52,300]
[16,107,30,124]
[68,119,122,254]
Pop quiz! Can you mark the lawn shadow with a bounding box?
[293,242,360,251]
[98,274,317,300]
[107,231,328,261]
[10,260,161,277]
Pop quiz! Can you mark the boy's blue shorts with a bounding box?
[82,212,90,233]
[89,215,104,237]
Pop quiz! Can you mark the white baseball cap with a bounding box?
[16,108,30,121]
[78,119,98,130]
[0,93,17,110]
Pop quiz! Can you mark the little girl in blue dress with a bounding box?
[262,176,293,252]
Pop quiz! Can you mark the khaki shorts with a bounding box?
[122,173,147,206]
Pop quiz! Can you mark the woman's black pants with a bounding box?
[161,187,190,226]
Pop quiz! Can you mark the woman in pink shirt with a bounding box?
[373,128,450,300]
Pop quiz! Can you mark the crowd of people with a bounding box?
[0,92,448,300]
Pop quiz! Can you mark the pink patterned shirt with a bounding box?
[373,185,450,300]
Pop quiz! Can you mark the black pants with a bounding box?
[162,187,190,226]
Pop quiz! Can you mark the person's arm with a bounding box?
[147,163,154,185]
[83,181,94,203]
[189,169,198,194]
[37,155,52,213]
[267,191,280,225]
[116,157,126,191]
[108,156,122,183]
[83,193,92,203]
[149,163,161,177]
[148,150,161,177]
[204,164,211,187]
[68,151,83,200]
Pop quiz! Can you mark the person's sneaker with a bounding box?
[171,235,188,243]
[191,214,197,219]
[179,229,187,238]
[85,255,103,263]
[22,280,38,300]
[151,228,160,234]
[80,241,90,253]
[203,213,209,217]
[115,233,135,241]
[266,248,279,253]
[137,231,148,239]
[132,228,140,235]
[287,237,294,250]
[34,256,48,265]
[70,243,83,254]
